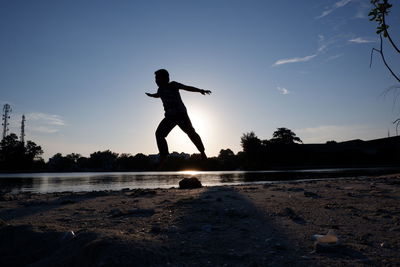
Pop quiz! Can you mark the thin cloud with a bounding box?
[277,87,290,95]
[25,112,66,134]
[316,0,352,19]
[27,112,66,126]
[273,54,317,66]
[317,34,328,53]
[348,37,376,44]
[354,1,370,18]
[327,53,344,60]
[272,34,329,67]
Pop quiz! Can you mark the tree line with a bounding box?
[0,128,300,172]
[1,127,399,172]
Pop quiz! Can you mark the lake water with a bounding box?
[0,167,399,194]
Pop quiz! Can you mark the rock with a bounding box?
[313,230,342,253]
[179,177,202,189]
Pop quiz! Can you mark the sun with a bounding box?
[188,108,209,135]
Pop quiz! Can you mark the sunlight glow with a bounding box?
[167,106,215,155]
[178,170,201,176]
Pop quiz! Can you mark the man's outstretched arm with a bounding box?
[181,85,212,95]
[145,92,160,98]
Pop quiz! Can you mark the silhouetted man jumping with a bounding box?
[146,69,211,165]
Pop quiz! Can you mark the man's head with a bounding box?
[155,69,169,86]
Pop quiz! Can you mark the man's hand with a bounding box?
[200,89,212,95]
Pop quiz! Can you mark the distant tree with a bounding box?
[115,153,133,170]
[241,132,263,154]
[326,140,337,144]
[269,128,302,145]
[218,148,235,159]
[131,153,150,170]
[47,153,79,171]
[0,134,24,167]
[88,150,119,170]
[25,141,43,161]
[218,148,237,170]
[0,133,43,171]
[66,153,81,163]
[240,132,268,169]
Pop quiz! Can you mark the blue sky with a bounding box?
[1,0,399,159]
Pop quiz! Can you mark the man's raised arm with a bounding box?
[145,92,160,98]
[181,85,212,95]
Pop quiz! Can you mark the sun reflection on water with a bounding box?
[178,170,201,176]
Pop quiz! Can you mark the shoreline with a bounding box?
[1,173,400,266]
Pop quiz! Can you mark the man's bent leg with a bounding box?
[177,113,207,159]
[156,117,176,157]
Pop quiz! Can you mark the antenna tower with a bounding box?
[2,104,12,140]
[20,114,26,145]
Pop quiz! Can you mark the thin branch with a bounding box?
[370,48,380,68]
[382,12,400,53]
[377,35,400,83]
[394,119,400,136]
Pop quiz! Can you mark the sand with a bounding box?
[1,174,400,266]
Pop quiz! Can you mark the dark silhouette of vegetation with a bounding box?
[270,128,302,145]
[1,127,399,172]
[369,0,400,129]
[0,133,44,171]
[369,0,399,82]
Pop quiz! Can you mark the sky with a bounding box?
[1,0,400,160]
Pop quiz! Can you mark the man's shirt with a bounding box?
[157,81,187,116]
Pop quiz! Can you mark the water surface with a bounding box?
[0,167,398,194]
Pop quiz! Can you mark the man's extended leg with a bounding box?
[156,117,176,162]
[177,113,207,159]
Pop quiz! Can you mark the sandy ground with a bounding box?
[1,174,400,266]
